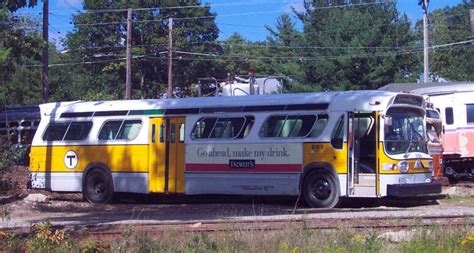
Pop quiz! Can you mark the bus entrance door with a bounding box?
[149,117,186,193]
[348,111,378,197]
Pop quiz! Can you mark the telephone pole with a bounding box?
[167,17,173,98]
[42,0,49,103]
[470,9,474,40]
[125,8,132,100]
[420,0,430,83]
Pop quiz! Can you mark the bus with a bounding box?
[380,82,474,181]
[29,90,441,208]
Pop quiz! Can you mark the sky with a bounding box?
[18,0,466,46]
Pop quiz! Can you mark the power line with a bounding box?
[17,0,395,15]
[21,39,471,68]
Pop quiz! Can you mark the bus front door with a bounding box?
[149,117,186,193]
[348,112,378,197]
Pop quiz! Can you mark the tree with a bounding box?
[1,0,37,12]
[299,0,418,91]
[0,7,42,104]
[64,0,220,100]
[418,1,473,81]
[265,14,307,92]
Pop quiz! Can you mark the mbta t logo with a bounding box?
[64,150,78,169]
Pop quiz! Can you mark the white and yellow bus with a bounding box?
[29,90,441,207]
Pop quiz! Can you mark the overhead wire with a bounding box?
[20,39,473,68]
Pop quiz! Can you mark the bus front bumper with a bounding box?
[386,182,442,198]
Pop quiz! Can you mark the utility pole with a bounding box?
[42,0,49,103]
[420,0,430,83]
[125,8,132,100]
[167,17,173,98]
[470,9,474,41]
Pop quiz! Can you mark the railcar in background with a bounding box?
[412,84,474,181]
[29,91,441,207]
[0,105,40,145]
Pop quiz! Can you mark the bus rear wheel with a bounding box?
[303,171,340,208]
[83,168,114,204]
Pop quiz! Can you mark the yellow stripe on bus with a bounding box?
[29,145,149,173]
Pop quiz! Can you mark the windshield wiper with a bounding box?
[409,121,425,141]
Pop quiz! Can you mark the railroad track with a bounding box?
[8,214,470,242]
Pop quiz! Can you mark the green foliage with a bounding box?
[63,0,220,99]
[418,1,474,81]
[0,7,42,105]
[300,1,418,91]
[1,0,37,12]
[26,220,72,252]
[0,144,29,172]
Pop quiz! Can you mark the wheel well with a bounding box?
[300,163,340,194]
[82,162,114,191]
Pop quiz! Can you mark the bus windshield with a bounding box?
[384,108,428,156]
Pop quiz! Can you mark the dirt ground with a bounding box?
[1,169,474,230]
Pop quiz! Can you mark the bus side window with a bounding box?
[43,122,69,141]
[99,121,123,140]
[445,107,454,125]
[331,115,344,149]
[63,122,93,141]
[116,120,142,140]
[260,115,316,138]
[310,114,328,137]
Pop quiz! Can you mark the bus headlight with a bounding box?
[427,160,433,172]
[398,160,409,173]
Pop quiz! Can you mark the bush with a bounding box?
[0,144,30,172]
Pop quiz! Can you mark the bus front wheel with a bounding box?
[303,171,340,208]
[83,168,114,204]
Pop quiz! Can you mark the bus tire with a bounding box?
[303,170,340,208]
[83,168,114,204]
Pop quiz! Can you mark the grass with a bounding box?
[1,220,473,252]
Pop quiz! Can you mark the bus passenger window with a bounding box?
[210,117,245,139]
[99,120,142,141]
[260,115,316,138]
[42,122,69,141]
[192,116,252,139]
[116,120,142,140]
[309,114,328,137]
[331,115,344,149]
[192,118,217,139]
[99,121,123,140]
[64,122,93,141]
[445,107,454,125]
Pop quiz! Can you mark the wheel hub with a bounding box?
[312,179,331,200]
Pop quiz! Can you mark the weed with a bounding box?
[26,220,71,252]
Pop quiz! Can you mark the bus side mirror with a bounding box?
[384,116,392,126]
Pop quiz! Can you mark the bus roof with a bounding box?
[39,90,419,118]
